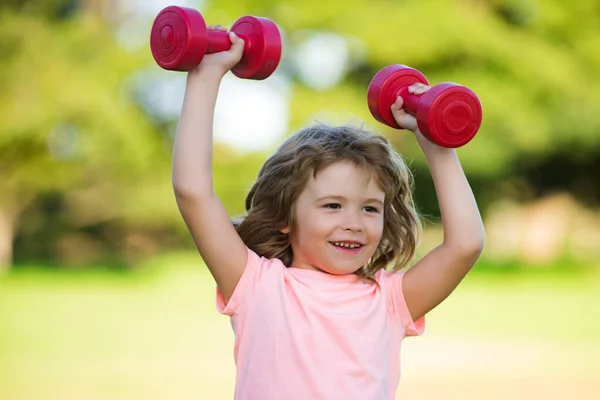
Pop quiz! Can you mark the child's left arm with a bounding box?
[391,83,486,322]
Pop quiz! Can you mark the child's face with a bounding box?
[284,161,385,275]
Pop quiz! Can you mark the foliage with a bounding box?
[0,8,176,267]
[3,0,600,268]
[202,0,600,207]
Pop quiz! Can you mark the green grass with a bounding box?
[1,255,599,399]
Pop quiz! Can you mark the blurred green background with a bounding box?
[1,0,599,399]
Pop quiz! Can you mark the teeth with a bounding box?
[333,242,361,249]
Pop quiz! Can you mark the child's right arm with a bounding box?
[172,30,248,301]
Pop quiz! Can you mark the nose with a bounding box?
[342,211,363,232]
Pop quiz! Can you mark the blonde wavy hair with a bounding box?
[233,123,421,279]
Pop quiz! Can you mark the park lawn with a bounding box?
[0,255,599,400]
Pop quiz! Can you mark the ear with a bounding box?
[280,226,290,234]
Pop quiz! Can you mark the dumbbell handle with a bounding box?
[205,30,251,58]
[395,87,420,116]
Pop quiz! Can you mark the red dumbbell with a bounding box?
[368,65,483,148]
[150,6,282,80]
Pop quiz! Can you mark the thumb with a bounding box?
[390,95,417,130]
[390,96,407,119]
[228,32,245,56]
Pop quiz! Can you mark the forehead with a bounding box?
[303,161,384,199]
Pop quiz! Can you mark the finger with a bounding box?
[408,83,420,93]
[390,97,409,120]
[207,25,227,32]
[229,31,245,50]
[410,83,430,94]
[390,95,404,111]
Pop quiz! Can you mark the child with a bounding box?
[172,28,485,400]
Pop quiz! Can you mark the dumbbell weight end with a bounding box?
[368,64,482,148]
[150,6,282,80]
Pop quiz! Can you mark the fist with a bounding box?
[390,82,430,133]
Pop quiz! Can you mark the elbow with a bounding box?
[464,231,486,259]
[172,182,193,200]
[468,240,485,262]
[172,175,214,201]
[172,184,214,207]
[468,230,486,256]
[172,182,193,198]
[446,231,486,262]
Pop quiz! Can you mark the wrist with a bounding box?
[415,131,456,156]
[186,67,225,86]
[413,129,435,149]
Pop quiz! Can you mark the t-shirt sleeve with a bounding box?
[383,269,425,337]
[216,247,265,316]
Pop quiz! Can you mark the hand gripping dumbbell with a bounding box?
[368,65,483,148]
[150,6,282,80]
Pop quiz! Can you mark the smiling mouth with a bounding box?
[329,241,363,249]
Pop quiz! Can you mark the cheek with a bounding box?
[296,215,331,243]
[303,220,329,239]
[370,218,385,239]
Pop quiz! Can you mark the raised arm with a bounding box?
[172,31,248,301]
[391,87,486,321]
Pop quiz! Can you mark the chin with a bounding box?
[323,265,363,276]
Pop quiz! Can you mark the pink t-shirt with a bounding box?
[216,248,425,400]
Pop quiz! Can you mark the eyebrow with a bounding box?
[315,195,384,206]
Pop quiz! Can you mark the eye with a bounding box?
[324,203,341,210]
[364,206,380,213]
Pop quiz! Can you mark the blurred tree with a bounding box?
[202,0,600,215]
[0,7,175,271]
[0,0,78,18]
[3,0,600,270]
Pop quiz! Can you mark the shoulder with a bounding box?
[247,247,286,270]
[217,248,286,316]
[375,268,425,336]
[373,268,406,286]
[373,268,410,307]
[242,248,288,284]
